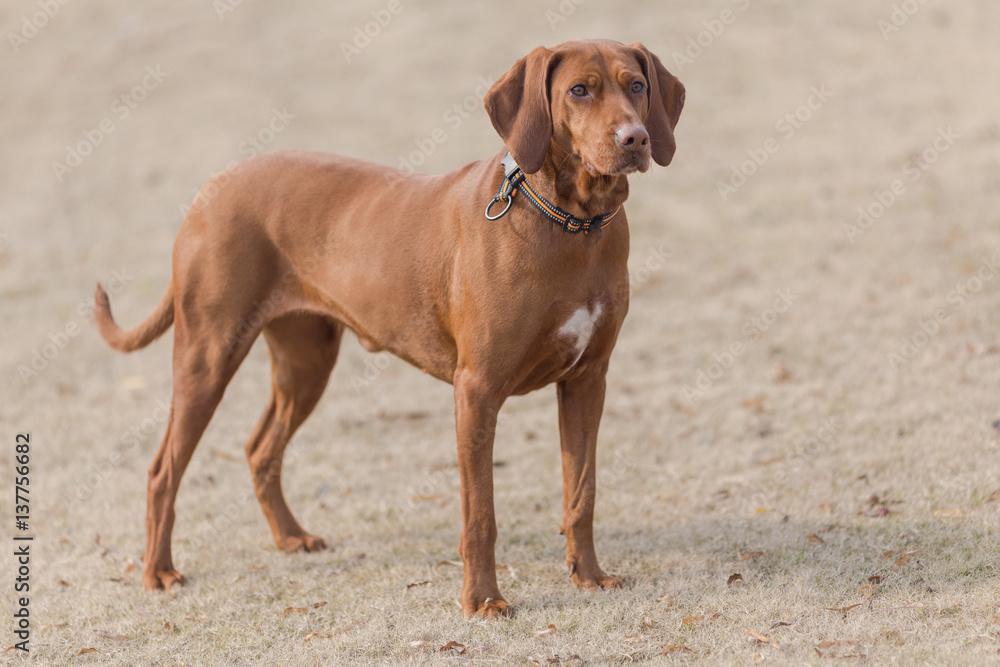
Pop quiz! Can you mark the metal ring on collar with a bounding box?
[485,194,513,220]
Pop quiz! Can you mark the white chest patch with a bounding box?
[558,303,603,366]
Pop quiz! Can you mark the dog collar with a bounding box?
[484,152,620,235]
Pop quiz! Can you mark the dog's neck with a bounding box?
[531,146,630,221]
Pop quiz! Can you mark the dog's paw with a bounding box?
[144,568,186,591]
[464,597,513,620]
[279,533,328,553]
[573,571,624,591]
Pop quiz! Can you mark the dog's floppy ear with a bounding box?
[631,42,685,166]
[483,46,559,174]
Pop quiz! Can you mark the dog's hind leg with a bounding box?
[144,321,256,591]
[244,313,343,553]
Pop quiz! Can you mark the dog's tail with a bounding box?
[94,281,174,352]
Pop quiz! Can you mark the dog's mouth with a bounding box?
[582,152,650,177]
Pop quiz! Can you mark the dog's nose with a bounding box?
[615,124,649,149]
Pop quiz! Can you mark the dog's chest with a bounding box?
[556,303,604,367]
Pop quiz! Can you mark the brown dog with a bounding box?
[95,39,684,618]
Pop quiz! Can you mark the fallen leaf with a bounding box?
[58,579,73,588]
[738,550,764,561]
[709,613,722,621]
[933,509,966,517]
[806,533,825,543]
[894,602,926,610]
[533,624,557,637]
[882,548,921,560]
[211,449,241,463]
[742,396,767,409]
[527,654,583,665]
[409,493,445,502]
[281,607,308,616]
[681,616,704,625]
[824,603,861,612]
[774,363,791,382]
[642,617,656,628]
[659,644,695,655]
[405,580,431,589]
[858,584,881,601]
[818,502,834,512]
[304,632,330,641]
[96,632,129,641]
[622,635,645,642]
[859,506,892,517]
[336,622,360,634]
[435,560,462,568]
[770,622,793,630]
[440,640,467,654]
[868,576,882,585]
[745,628,771,643]
[122,375,147,390]
[310,601,327,608]
[891,555,915,571]
[77,648,98,655]
[758,455,785,466]
[727,573,743,586]
[163,622,173,630]
[40,623,68,631]
[658,590,678,603]
[184,612,206,622]
[988,489,1000,502]
[124,559,135,573]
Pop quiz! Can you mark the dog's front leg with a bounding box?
[453,368,511,619]
[557,370,624,591]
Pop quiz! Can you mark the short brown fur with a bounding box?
[95,39,684,618]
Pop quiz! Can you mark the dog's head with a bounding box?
[484,39,685,175]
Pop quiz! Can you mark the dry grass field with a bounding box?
[2,0,999,664]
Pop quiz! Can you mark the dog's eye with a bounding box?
[570,84,588,97]
[631,81,645,94]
